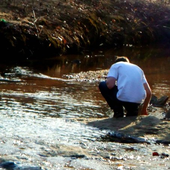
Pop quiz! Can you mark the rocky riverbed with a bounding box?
[0,103,169,170]
[0,66,169,170]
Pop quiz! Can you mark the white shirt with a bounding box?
[107,62,147,103]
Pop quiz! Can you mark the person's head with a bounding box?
[115,56,130,63]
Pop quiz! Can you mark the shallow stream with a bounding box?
[0,47,170,169]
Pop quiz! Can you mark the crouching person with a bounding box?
[99,56,152,118]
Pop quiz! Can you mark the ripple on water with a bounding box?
[0,66,169,169]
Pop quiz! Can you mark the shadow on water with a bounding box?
[87,116,138,131]
[87,115,160,135]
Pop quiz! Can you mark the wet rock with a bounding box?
[144,127,159,134]
[15,166,42,170]
[0,161,42,170]
[160,153,169,158]
[150,94,169,107]
[100,132,149,144]
[0,161,16,170]
[99,152,111,159]
[163,109,170,120]
[63,69,108,82]
[155,140,170,145]
[69,154,86,158]
[100,131,170,145]
[152,152,169,158]
[152,152,159,156]
[138,116,160,126]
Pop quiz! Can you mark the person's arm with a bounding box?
[106,77,116,89]
[140,82,152,115]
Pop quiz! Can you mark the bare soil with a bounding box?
[1,0,170,61]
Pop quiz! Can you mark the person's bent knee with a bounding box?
[99,81,108,91]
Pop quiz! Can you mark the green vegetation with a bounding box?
[0,0,170,60]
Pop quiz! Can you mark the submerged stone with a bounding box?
[0,161,42,170]
[15,166,42,170]
[164,109,170,120]
[150,95,169,107]
[0,161,16,169]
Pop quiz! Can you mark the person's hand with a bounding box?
[140,109,148,115]
[138,105,148,115]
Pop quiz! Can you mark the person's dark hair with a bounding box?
[115,56,130,63]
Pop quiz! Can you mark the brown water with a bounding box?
[0,47,169,169]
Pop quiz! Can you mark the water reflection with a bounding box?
[42,48,170,98]
[0,48,170,119]
[1,49,170,112]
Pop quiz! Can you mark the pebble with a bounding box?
[0,161,42,170]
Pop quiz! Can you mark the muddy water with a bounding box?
[0,48,170,169]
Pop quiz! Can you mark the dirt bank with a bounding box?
[1,0,170,61]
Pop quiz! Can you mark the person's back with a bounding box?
[108,61,147,103]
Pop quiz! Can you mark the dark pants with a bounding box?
[99,81,140,118]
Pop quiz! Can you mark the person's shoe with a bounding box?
[113,113,124,118]
[126,111,138,117]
